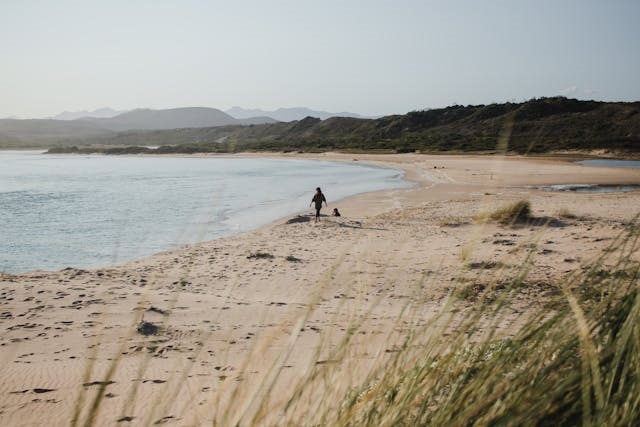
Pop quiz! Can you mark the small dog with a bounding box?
[332,208,341,217]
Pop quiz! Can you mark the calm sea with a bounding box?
[1,151,410,273]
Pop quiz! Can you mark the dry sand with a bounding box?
[1,153,639,426]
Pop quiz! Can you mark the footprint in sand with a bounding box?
[82,380,115,388]
[10,388,57,394]
[142,379,167,384]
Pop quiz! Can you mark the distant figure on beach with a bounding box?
[332,208,341,217]
[310,187,327,222]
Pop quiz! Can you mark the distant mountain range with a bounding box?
[46,106,370,123]
[0,105,371,147]
[225,106,372,122]
[51,108,128,120]
[0,107,278,146]
[0,119,114,145]
[76,107,277,131]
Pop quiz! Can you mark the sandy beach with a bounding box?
[1,153,639,426]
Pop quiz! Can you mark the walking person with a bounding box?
[310,187,327,222]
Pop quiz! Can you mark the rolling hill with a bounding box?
[78,107,277,131]
[0,107,278,147]
[225,106,370,122]
[47,97,640,155]
[0,119,114,147]
[51,108,127,120]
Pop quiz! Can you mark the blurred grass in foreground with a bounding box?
[311,215,640,426]
[71,204,640,426]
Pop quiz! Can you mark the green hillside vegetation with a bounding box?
[45,97,640,154]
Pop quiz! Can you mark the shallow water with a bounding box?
[533,159,640,193]
[530,184,640,193]
[1,152,410,273]
[577,159,640,169]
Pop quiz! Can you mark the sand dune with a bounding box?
[1,153,639,426]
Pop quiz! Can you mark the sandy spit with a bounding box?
[1,153,639,426]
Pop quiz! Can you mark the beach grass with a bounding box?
[326,225,639,426]
[272,215,640,426]
[477,199,533,225]
[65,207,640,426]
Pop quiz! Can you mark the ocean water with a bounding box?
[1,151,410,273]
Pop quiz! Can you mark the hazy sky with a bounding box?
[2,0,639,118]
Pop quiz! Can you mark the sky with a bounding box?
[1,0,639,118]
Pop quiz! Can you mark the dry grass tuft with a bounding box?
[557,208,578,219]
[65,202,640,426]
[478,199,532,225]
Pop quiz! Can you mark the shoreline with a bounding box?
[26,151,640,275]
[1,153,414,276]
[3,152,640,276]
[1,153,640,425]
